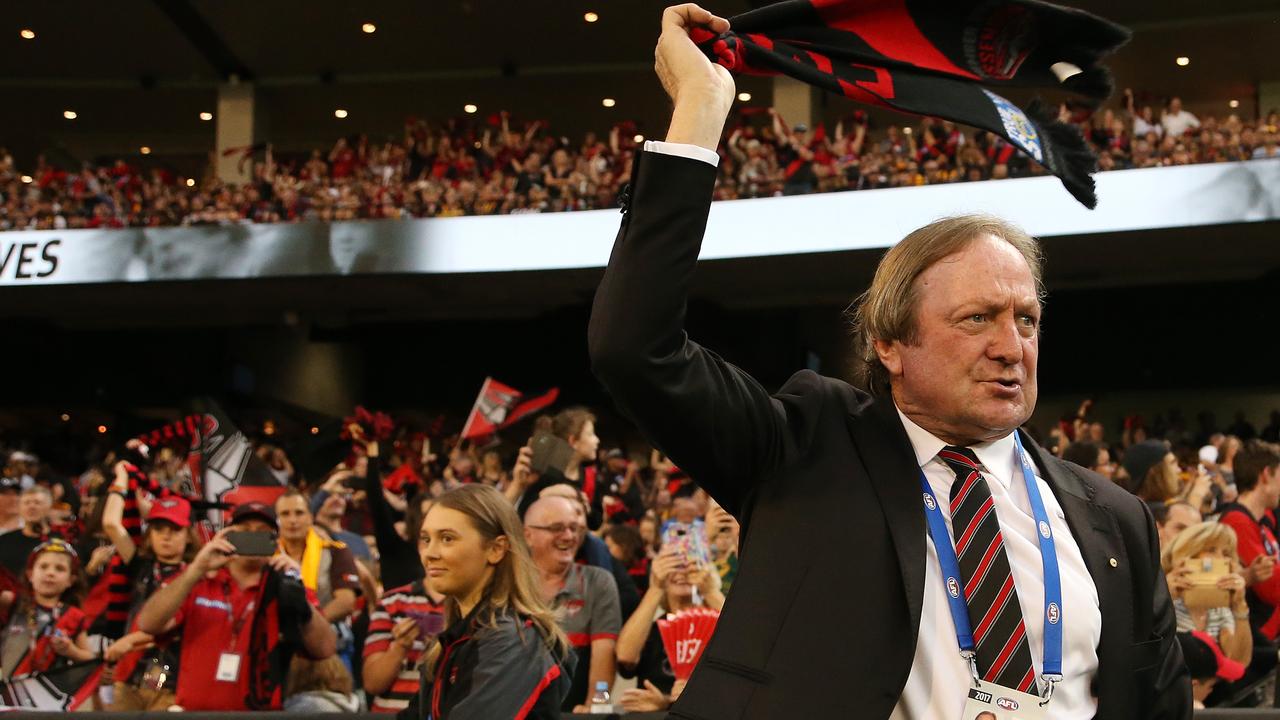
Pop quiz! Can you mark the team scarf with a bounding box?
[691,0,1130,208]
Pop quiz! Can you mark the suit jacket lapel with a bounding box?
[1020,432,1130,707]
[847,394,927,645]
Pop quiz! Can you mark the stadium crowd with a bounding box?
[1,95,1278,231]
[2,399,1280,713]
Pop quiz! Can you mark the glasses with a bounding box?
[527,523,587,538]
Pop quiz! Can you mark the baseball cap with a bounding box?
[146,496,191,528]
[604,448,625,460]
[230,501,278,530]
[1121,440,1169,491]
[1179,630,1245,682]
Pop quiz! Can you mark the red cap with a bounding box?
[1191,630,1246,682]
[146,496,191,529]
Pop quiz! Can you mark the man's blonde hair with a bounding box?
[847,214,1044,394]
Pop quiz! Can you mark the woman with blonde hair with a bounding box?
[1163,522,1251,665]
[408,484,572,719]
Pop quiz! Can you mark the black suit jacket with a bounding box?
[587,150,1190,719]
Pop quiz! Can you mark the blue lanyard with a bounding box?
[918,432,1064,689]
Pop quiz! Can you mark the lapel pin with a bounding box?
[1108,557,1118,568]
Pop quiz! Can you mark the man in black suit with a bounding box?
[587,5,1189,719]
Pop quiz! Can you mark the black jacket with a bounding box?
[403,604,573,720]
[587,149,1190,719]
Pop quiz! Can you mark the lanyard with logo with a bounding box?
[214,577,257,683]
[918,432,1063,708]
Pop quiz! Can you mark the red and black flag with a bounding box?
[460,378,560,441]
[693,0,1130,207]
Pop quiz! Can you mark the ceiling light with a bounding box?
[60,413,70,422]
[1175,56,1190,67]
[584,12,599,22]
[185,178,196,187]
[601,98,616,108]
[361,22,377,34]
[463,103,477,114]
[633,134,644,143]
[1229,99,1240,108]
[20,29,35,40]
[140,146,152,155]
[199,111,213,121]
[334,108,348,118]
[20,175,32,184]
[738,92,752,102]
[97,425,108,434]
[63,110,77,120]
[310,426,320,435]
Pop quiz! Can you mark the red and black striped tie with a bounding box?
[940,445,1037,693]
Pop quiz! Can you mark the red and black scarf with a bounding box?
[693,0,1130,207]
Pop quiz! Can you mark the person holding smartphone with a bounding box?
[361,574,445,712]
[134,502,336,711]
[1162,522,1251,668]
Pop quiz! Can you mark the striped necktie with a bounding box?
[939,445,1038,693]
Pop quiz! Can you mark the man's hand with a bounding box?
[105,630,155,662]
[1246,555,1276,585]
[511,445,534,489]
[651,549,685,590]
[619,680,672,712]
[269,551,303,577]
[87,544,117,575]
[391,618,421,651]
[192,527,237,574]
[656,4,735,151]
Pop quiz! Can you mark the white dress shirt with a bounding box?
[890,409,1101,720]
[643,140,720,167]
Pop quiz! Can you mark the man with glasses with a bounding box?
[524,495,621,712]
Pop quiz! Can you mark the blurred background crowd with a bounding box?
[2,94,1277,232]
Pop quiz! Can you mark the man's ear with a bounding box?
[873,338,903,378]
[488,535,510,566]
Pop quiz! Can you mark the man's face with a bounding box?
[1158,504,1202,549]
[274,495,313,543]
[523,498,583,571]
[20,492,51,525]
[0,489,17,516]
[876,235,1040,444]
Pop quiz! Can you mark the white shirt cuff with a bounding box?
[643,140,720,167]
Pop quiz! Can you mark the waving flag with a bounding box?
[693,0,1130,207]
[460,378,559,441]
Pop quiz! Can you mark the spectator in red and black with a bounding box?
[594,448,646,525]
[361,578,445,713]
[135,503,336,711]
[99,494,196,710]
[353,432,431,589]
[1218,441,1280,639]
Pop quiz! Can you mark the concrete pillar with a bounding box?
[1259,81,1280,119]
[772,76,820,131]
[215,81,256,184]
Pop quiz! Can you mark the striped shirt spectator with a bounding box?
[362,580,444,713]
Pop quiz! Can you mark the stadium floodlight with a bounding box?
[335,108,349,118]
[738,92,752,102]
[63,110,77,120]
[584,12,599,23]
[20,29,36,40]
[1176,56,1190,66]
[602,98,616,108]
[199,111,213,121]
[464,104,478,114]
[362,22,377,34]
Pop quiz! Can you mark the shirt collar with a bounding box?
[895,406,1019,489]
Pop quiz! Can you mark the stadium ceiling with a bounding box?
[3,0,1278,95]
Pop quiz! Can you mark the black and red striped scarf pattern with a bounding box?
[692,0,1130,207]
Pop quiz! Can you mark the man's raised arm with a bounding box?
[588,5,798,516]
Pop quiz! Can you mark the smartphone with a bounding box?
[226,530,278,557]
[405,610,445,638]
[1181,557,1230,609]
[530,434,575,475]
[661,521,711,566]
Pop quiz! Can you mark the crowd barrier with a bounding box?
[0,711,1274,719]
